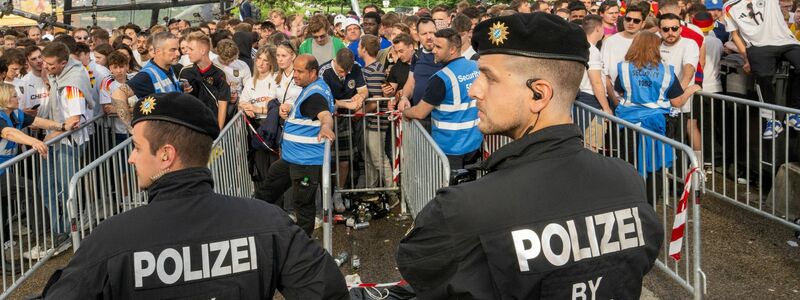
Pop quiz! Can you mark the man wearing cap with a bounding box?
[348,11,392,66]
[39,92,348,299]
[396,13,663,299]
[705,0,730,42]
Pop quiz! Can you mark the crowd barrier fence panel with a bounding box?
[399,119,450,218]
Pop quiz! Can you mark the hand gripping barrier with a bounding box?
[0,114,119,298]
[399,119,450,218]
[691,91,800,231]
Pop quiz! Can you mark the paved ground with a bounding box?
[6,190,800,299]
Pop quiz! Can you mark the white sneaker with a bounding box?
[763,120,784,139]
[333,193,345,213]
[22,245,51,260]
[788,114,800,131]
[3,240,16,250]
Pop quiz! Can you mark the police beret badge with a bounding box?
[489,22,509,46]
[140,96,156,115]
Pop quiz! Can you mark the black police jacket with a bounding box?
[396,124,664,299]
[42,168,348,299]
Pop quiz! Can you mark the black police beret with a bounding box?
[471,12,590,67]
[131,92,220,139]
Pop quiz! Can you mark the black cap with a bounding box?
[131,92,220,139]
[471,12,590,67]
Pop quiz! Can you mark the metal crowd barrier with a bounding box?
[209,113,254,198]
[572,102,704,299]
[0,114,119,298]
[691,91,800,231]
[400,119,450,218]
[321,140,333,254]
[333,97,399,195]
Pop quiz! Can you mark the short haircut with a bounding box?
[382,12,401,28]
[508,56,585,110]
[431,5,449,15]
[151,31,177,51]
[510,0,528,11]
[215,39,239,62]
[94,43,115,57]
[335,47,355,72]
[91,28,110,42]
[107,51,130,67]
[52,34,77,52]
[143,120,213,168]
[658,13,682,26]
[625,3,645,16]
[74,42,90,55]
[599,0,619,13]
[360,34,380,57]
[582,14,604,34]
[451,14,472,34]
[185,31,212,49]
[392,23,411,35]
[211,30,232,48]
[42,42,70,62]
[403,15,419,29]
[434,28,462,51]
[363,11,382,25]
[0,82,18,109]
[261,21,276,31]
[149,24,167,34]
[462,7,480,19]
[416,16,435,31]
[298,54,320,73]
[125,23,142,33]
[658,0,680,10]
[568,1,587,12]
[72,28,89,36]
[392,33,414,47]
[23,45,40,59]
[634,1,651,17]
[234,23,252,33]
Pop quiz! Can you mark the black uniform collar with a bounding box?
[480,124,585,172]
[146,167,215,201]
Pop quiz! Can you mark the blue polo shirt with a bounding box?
[348,37,392,66]
[410,48,443,106]
[319,60,367,100]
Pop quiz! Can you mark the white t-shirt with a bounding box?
[600,33,635,83]
[88,62,110,115]
[724,0,800,47]
[98,76,129,134]
[18,73,49,116]
[275,70,302,106]
[580,45,603,95]
[241,74,278,119]
[213,57,252,94]
[702,34,724,93]
[55,86,90,145]
[660,38,700,112]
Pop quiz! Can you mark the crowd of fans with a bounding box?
[0,0,799,268]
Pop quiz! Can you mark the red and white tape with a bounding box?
[668,167,698,261]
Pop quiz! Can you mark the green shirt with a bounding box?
[298,36,347,64]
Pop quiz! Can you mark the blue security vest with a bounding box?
[141,61,181,94]
[0,109,26,175]
[430,58,482,155]
[281,78,334,165]
[614,62,676,176]
[614,62,676,122]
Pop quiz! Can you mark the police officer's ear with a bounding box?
[526,78,553,113]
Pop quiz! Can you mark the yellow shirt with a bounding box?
[792,23,800,41]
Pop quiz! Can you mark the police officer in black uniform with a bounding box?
[40,93,348,299]
[396,13,664,299]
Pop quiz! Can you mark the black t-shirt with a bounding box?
[300,94,330,121]
[387,61,410,90]
[179,63,231,115]
[127,63,184,99]
[0,112,35,131]
[320,61,366,100]
[422,76,446,106]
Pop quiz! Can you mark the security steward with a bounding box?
[260,54,336,237]
[396,13,664,299]
[39,93,348,299]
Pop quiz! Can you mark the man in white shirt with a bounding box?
[659,13,702,164]
[693,12,724,94]
[601,5,646,106]
[20,46,50,117]
[725,0,800,138]
[578,15,612,115]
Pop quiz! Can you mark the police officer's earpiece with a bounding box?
[527,78,543,100]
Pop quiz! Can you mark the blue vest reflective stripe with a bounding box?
[281,78,334,165]
[141,61,180,94]
[615,62,675,122]
[0,109,26,175]
[430,58,482,155]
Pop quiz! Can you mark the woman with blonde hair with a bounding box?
[0,82,77,159]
